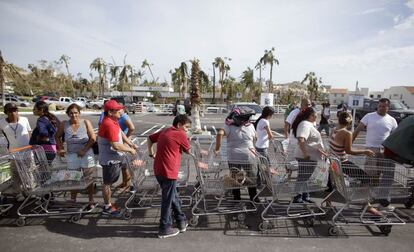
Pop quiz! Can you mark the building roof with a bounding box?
[329,88,348,94]
[405,86,414,94]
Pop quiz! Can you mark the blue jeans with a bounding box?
[156,175,186,232]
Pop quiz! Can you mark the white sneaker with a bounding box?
[379,205,395,212]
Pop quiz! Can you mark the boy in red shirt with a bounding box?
[148,114,191,238]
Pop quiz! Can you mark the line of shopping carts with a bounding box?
[1,134,414,237]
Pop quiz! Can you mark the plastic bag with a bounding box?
[309,159,329,187]
[45,170,82,184]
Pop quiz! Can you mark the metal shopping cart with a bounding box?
[257,155,327,231]
[0,159,13,216]
[326,156,411,235]
[123,138,191,220]
[12,145,96,226]
[189,145,257,227]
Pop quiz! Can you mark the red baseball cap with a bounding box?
[104,100,124,112]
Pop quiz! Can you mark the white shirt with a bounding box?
[255,118,270,148]
[294,120,324,161]
[286,108,300,125]
[0,116,32,150]
[360,112,398,148]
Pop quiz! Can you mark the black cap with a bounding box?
[4,103,18,113]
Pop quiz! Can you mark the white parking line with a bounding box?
[138,124,166,145]
[140,125,159,136]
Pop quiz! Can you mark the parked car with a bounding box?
[45,97,86,110]
[75,97,89,104]
[32,95,54,103]
[110,96,137,114]
[4,97,31,107]
[355,99,414,124]
[229,102,262,122]
[87,98,108,110]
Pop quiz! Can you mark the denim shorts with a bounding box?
[102,161,122,185]
[67,149,96,170]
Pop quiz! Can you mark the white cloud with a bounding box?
[394,0,414,30]
[356,7,385,15]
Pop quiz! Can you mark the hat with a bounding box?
[4,103,18,113]
[104,100,124,112]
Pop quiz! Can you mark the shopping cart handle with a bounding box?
[9,145,32,153]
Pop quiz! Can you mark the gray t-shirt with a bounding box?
[64,120,89,154]
[224,124,256,162]
[98,131,124,165]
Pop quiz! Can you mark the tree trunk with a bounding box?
[191,104,202,133]
[212,64,216,104]
[0,51,5,106]
[269,64,273,93]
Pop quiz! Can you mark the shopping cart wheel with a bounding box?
[328,226,338,236]
[378,225,392,235]
[16,218,26,227]
[69,214,81,223]
[404,196,414,209]
[189,216,199,227]
[259,221,272,231]
[122,210,132,220]
[237,213,246,222]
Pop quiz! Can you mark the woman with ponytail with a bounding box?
[30,101,60,163]
[254,106,275,161]
[291,107,324,203]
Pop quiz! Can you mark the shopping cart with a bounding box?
[257,155,327,231]
[12,145,96,226]
[123,138,191,220]
[189,146,257,227]
[326,156,410,235]
[0,159,13,216]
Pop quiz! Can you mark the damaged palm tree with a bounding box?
[190,59,202,134]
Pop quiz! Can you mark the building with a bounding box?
[329,88,348,105]
[369,91,383,99]
[383,86,414,108]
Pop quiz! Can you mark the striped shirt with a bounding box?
[329,128,348,162]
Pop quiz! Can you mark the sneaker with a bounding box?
[102,204,121,216]
[158,227,180,238]
[293,194,303,203]
[379,205,395,212]
[177,221,188,233]
[129,186,137,194]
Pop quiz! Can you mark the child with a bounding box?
[147,114,191,238]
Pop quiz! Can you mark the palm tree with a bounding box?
[211,61,216,104]
[241,67,254,92]
[108,63,121,89]
[178,62,189,98]
[199,70,209,94]
[301,72,322,101]
[59,54,75,96]
[255,61,263,89]
[213,57,231,101]
[141,59,155,82]
[90,57,107,97]
[0,50,5,105]
[189,59,202,133]
[118,64,133,92]
[260,47,279,93]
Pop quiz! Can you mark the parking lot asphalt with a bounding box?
[1,113,414,252]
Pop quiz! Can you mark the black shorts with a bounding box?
[102,161,122,185]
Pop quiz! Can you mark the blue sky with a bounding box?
[1,0,413,91]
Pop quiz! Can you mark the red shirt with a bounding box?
[98,116,121,142]
[149,127,190,179]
